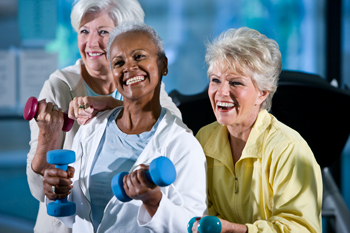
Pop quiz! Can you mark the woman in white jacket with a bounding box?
[42,22,207,233]
[27,1,181,232]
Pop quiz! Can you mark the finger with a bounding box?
[68,99,77,120]
[36,100,48,121]
[67,166,75,178]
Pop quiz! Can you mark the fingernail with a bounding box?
[196,217,201,220]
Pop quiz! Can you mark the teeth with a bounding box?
[217,102,235,107]
[126,76,145,85]
[88,53,103,57]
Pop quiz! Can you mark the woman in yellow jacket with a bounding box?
[192,27,322,233]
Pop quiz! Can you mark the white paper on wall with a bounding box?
[0,51,16,108]
[19,50,57,106]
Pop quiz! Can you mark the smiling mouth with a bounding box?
[87,52,103,57]
[126,76,145,85]
[217,101,235,110]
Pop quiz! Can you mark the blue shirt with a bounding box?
[89,107,166,232]
[84,82,123,100]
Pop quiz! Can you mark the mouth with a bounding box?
[125,76,145,86]
[216,101,235,111]
[87,52,104,58]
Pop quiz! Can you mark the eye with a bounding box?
[210,77,220,83]
[229,81,242,86]
[80,29,88,34]
[134,54,145,60]
[113,60,124,68]
[100,30,109,35]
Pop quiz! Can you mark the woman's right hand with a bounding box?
[36,99,64,136]
[68,96,123,125]
[43,166,75,200]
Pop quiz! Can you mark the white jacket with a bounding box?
[49,107,207,233]
[26,59,182,233]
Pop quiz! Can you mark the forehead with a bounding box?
[111,31,158,54]
[80,11,114,27]
[212,59,250,77]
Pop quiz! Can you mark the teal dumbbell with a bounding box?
[187,216,221,233]
[46,149,76,217]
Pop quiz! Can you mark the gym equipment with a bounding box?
[23,96,74,132]
[46,149,76,217]
[111,156,176,202]
[187,216,221,233]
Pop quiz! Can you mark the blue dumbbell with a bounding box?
[46,149,76,217]
[187,216,222,233]
[111,156,176,202]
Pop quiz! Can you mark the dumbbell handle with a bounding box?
[187,216,222,233]
[112,156,176,202]
[46,149,76,217]
[23,96,74,132]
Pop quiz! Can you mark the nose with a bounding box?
[87,31,100,48]
[123,59,137,73]
[217,81,230,96]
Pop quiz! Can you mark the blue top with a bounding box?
[89,107,166,232]
[84,82,123,100]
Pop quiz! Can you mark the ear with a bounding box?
[255,90,270,105]
[161,56,168,76]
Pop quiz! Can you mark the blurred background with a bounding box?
[0,0,349,232]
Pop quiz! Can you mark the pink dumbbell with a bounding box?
[23,96,74,132]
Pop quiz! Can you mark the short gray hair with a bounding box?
[205,27,282,111]
[71,0,144,32]
[107,21,165,70]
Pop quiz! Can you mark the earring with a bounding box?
[163,71,167,76]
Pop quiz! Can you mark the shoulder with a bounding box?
[196,121,220,147]
[47,59,82,90]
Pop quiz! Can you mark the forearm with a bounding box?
[221,221,248,233]
[31,132,59,175]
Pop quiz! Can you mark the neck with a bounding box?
[81,65,115,95]
[116,85,162,134]
[227,111,259,164]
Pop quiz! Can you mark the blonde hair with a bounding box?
[205,27,282,111]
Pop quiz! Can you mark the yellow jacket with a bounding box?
[196,110,322,233]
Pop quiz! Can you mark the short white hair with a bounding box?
[205,27,282,111]
[71,0,144,32]
[107,21,165,70]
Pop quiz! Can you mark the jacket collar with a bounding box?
[204,110,272,164]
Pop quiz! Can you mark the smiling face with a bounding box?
[78,11,115,76]
[208,62,269,128]
[109,31,167,101]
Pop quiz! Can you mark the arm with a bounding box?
[26,80,68,202]
[245,142,322,233]
[137,131,207,232]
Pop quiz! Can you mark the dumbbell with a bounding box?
[23,96,74,132]
[46,149,76,217]
[187,216,222,233]
[111,156,176,202]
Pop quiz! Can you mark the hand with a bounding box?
[68,96,122,125]
[43,166,75,200]
[32,100,64,175]
[192,217,247,233]
[123,165,162,216]
[36,99,64,137]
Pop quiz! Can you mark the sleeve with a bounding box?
[26,77,69,202]
[137,132,208,232]
[159,82,182,119]
[246,141,323,233]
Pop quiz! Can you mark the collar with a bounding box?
[204,110,272,163]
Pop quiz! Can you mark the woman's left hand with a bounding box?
[123,164,162,216]
[68,96,123,125]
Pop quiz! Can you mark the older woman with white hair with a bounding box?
[42,21,207,233]
[192,27,323,233]
[27,1,181,233]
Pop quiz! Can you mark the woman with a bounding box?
[27,1,181,232]
[192,27,322,232]
[43,21,207,233]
